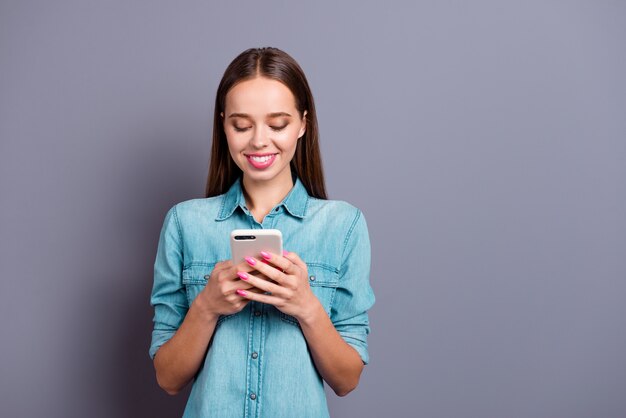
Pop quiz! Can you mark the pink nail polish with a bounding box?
[245,256,256,266]
[237,271,248,281]
[236,289,247,297]
[282,250,289,256]
[260,251,271,260]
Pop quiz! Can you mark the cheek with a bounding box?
[224,136,247,166]
[273,127,300,149]
[225,131,245,152]
[274,138,298,157]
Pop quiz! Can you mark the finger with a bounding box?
[212,260,233,273]
[244,256,288,285]
[234,260,261,273]
[282,250,307,271]
[235,288,285,306]
[236,271,286,296]
[225,274,272,293]
[233,261,274,282]
[220,261,262,282]
[259,251,298,276]
[228,281,264,293]
[222,279,266,295]
[240,285,266,294]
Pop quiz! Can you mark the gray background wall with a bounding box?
[1,1,625,417]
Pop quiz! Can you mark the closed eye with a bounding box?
[270,125,287,132]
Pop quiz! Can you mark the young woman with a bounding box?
[149,47,375,418]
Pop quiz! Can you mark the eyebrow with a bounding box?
[227,112,292,119]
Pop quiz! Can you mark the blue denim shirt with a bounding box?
[150,177,375,418]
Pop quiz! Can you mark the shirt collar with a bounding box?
[216,176,309,221]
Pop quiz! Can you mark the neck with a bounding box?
[242,169,294,221]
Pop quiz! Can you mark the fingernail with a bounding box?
[236,289,247,297]
[260,251,271,260]
[245,256,256,266]
[237,271,248,281]
[282,250,289,256]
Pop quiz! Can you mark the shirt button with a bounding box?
[251,352,258,359]
[250,393,257,401]
[309,275,316,281]
[204,275,210,280]
[254,311,261,317]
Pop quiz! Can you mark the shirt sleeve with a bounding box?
[149,205,188,360]
[330,208,376,365]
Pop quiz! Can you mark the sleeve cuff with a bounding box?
[149,329,176,360]
[339,332,370,365]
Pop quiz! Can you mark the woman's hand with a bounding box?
[153,259,264,395]
[233,250,322,322]
[193,260,266,319]
[234,249,365,396]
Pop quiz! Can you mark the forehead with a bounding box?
[225,77,297,114]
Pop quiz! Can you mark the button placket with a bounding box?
[246,301,264,415]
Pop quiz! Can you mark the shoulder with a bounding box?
[165,195,225,224]
[308,197,363,218]
[306,197,368,235]
[173,195,223,212]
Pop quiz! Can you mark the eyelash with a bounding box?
[233,125,287,132]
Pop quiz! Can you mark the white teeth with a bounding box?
[250,155,272,162]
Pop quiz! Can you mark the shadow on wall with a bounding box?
[98,133,202,417]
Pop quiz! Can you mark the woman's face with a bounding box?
[223,76,306,186]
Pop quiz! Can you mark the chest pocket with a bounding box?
[280,263,339,326]
[182,263,236,326]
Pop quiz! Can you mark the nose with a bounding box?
[249,127,269,149]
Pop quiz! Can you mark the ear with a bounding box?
[298,110,307,138]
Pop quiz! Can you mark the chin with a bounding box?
[240,165,290,184]
[244,171,279,182]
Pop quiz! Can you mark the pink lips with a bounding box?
[245,153,277,169]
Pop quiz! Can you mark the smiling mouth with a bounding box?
[248,154,275,163]
[245,153,277,169]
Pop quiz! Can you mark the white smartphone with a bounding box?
[230,229,283,265]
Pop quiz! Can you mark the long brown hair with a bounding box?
[204,47,327,199]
